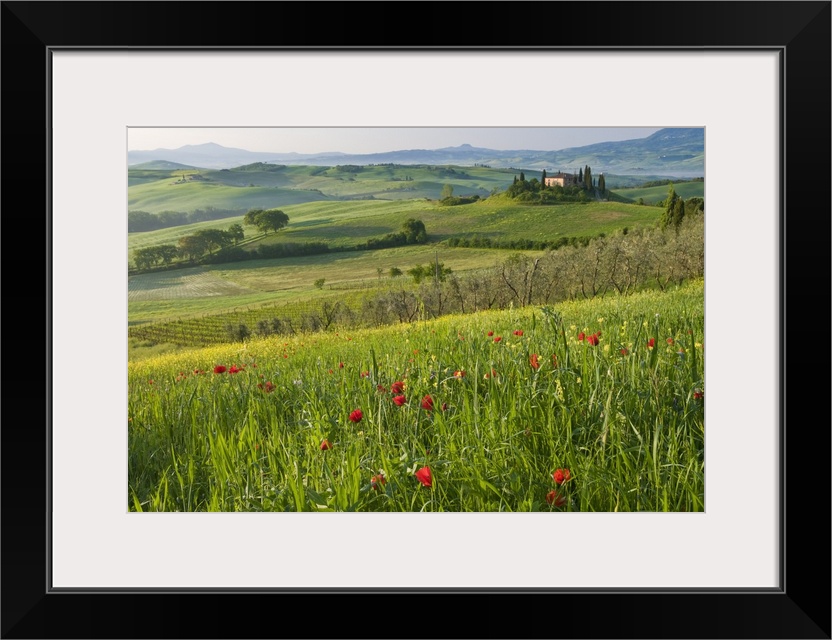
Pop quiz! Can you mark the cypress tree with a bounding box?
[541,169,547,187]
[672,197,686,229]
[660,184,679,230]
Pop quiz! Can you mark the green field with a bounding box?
[128,163,517,213]
[127,180,332,214]
[613,181,704,204]
[128,280,705,512]
[129,197,661,254]
[253,198,660,249]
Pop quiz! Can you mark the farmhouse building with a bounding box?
[544,172,578,187]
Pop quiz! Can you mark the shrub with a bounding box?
[224,323,251,342]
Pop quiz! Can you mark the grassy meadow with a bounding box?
[128,163,515,214]
[129,280,704,512]
[614,181,704,204]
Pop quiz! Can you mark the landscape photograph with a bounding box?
[127,126,705,513]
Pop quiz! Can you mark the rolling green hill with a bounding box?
[129,197,661,255]
[127,180,335,212]
[126,162,693,336]
[128,163,519,213]
[613,181,704,204]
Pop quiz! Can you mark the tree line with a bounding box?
[382,212,704,322]
[133,224,245,269]
[446,234,594,251]
[635,177,704,189]
[132,208,289,270]
[131,215,430,272]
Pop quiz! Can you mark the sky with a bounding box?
[127,127,664,154]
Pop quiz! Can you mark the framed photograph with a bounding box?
[4,2,829,638]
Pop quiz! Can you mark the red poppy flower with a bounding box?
[391,381,405,394]
[441,402,448,411]
[213,365,227,374]
[454,370,466,378]
[349,409,363,423]
[587,333,600,346]
[553,468,571,485]
[494,336,502,343]
[371,473,387,490]
[487,331,494,337]
[529,353,540,370]
[546,490,566,507]
[421,395,434,410]
[647,338,655,348]
[339,362,344,369]
[229,365,242,374]
[513,330,524,336]
[620,348,629,356]
[578,332,585,341]
[320,439,332,451]
[393,394,407,406]
[377,384,386,392]
[360,371,370,378]
[667,338,674,345]
[694,390,704,401]
[415,466,432,488]
[264,381,276,393]
[551,354,558,367]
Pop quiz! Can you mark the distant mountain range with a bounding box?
[128,128,704,175]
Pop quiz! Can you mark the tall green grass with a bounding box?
[129,281,704,512]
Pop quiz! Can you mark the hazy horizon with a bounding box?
[127,127,666,154]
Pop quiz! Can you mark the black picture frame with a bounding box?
[3,2,829,638]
